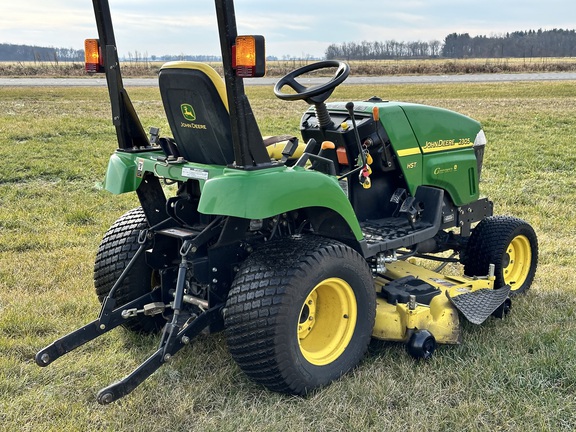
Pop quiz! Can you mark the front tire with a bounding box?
[224,236,376,395]
[463,216,538,295]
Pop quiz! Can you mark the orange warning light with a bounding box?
[84,39,103,73]
[233,35,266,78]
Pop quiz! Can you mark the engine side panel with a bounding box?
[399,103,482,205]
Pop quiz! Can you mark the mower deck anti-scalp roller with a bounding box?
[35,0,538,403]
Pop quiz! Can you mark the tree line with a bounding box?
[325,40,442,60]
[3,28,575,63]
[0,43,225,63]
[442,29,576,58]
[325,29,576,60]
[0,43,84,62]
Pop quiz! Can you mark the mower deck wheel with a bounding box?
[406,330,436,360]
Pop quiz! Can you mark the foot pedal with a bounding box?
[390,189,423,225]
[399,196,418,214]
[399,196,423,227]
[390,188,407,204]
[447,285,511,325]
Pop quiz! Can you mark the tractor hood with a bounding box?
[392,102,482,152]
[389,102,486,205]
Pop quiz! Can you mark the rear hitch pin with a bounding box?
[121,302,167,319]
[138,229,149,244]
[121,308,140,319]
[180,240,196,256]
[181,294,209,311]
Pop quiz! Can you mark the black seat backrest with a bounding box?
[158,62,234,165]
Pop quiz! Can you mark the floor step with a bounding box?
[156,227,201,240]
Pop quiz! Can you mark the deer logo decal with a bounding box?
[181,104,196,122]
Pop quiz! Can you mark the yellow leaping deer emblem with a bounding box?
[181,104,196,122]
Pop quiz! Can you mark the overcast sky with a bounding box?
[1,1,574,58]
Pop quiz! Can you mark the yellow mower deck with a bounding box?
[372,260,497,345]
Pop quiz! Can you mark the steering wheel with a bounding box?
[273,60,350,104]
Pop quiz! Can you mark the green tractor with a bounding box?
[36,0,538,404]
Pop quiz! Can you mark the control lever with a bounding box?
[345,102,367,168]
[345,102,372,188]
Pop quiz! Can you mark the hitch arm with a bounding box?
[96,304,223,405]
[35,290,159,367]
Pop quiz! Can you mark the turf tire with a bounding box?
[224,235,376,395]
[463,215,538,295]
[94,207,164,333]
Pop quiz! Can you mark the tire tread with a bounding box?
[463,215,538,295]
[94,207,162,333]
[225,235,375,394]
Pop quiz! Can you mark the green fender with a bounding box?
[103,152,142,194]
[102,151,225,194]
[198,166,364,240]
[102,152,363,240]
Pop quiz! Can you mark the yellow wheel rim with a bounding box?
[297,277,357,366]
[503,235,532,290]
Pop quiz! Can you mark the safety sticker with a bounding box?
[136,159,144,178]
[182,167,209,180]
[430,278,456,288]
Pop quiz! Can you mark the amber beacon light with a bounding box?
[84,39,104,73]
[233,35,266,77]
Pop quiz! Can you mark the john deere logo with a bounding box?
[181,104,196,122]
[179,103,207,130]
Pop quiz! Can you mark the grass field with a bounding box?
[1,80,576,431]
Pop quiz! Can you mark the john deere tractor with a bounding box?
[36,0,538,404]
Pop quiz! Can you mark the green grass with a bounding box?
[1,82,576,431]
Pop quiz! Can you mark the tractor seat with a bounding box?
[159,61,234,165]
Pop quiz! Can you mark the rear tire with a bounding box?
[224,235,376,395]
[94,207,163,334]
[463,216,538,295]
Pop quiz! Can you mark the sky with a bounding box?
[1,0,574,59]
